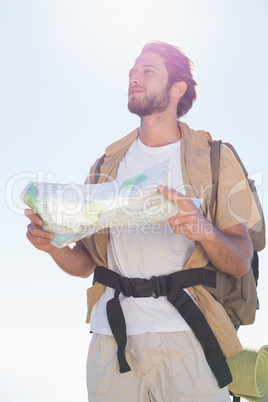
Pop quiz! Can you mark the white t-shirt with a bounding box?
[90,137,197,335]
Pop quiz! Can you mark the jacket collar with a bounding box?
[104,121,212,158]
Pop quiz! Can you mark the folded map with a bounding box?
[21,161,202,248]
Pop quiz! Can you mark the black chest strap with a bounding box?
[93,265,232,389]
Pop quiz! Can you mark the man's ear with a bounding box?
[172,81,187,99]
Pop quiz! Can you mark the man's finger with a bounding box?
[26,231,54,252]
[158,185,186,204]
[159,186,198,218]
[27,223,54,240]
[26,230,51,245]
[24,208,43,226]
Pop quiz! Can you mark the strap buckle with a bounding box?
[119,276,163,298]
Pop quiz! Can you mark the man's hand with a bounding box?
[24,208,95,277]
[158,185,253,278]
[25,208,55,253]
[158,186,213,241]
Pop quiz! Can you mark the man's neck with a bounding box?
[138,113,181,147]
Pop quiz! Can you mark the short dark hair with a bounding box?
[141,41,197,118]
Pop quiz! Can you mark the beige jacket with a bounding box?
[82,121,261,358]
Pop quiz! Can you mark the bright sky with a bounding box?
[1,0,268,401]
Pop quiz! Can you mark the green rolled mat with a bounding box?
[227,345,268,401]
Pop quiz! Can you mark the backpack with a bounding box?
[205,140,266,328]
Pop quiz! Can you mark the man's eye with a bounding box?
[144,69,153,74]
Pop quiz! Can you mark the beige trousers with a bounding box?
[86,331,231,402]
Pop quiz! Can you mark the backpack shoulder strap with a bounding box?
[209,140,222,223]
[92,153,106,184]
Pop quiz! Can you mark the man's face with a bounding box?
[128,52,172,117]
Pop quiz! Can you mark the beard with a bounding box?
[128,83,172,117]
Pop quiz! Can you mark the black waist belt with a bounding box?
[93,265,232,388]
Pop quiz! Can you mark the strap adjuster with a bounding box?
[152,275,165,298]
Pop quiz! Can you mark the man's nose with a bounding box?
[129,72,140,85]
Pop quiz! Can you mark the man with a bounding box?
[25,41,260,401]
